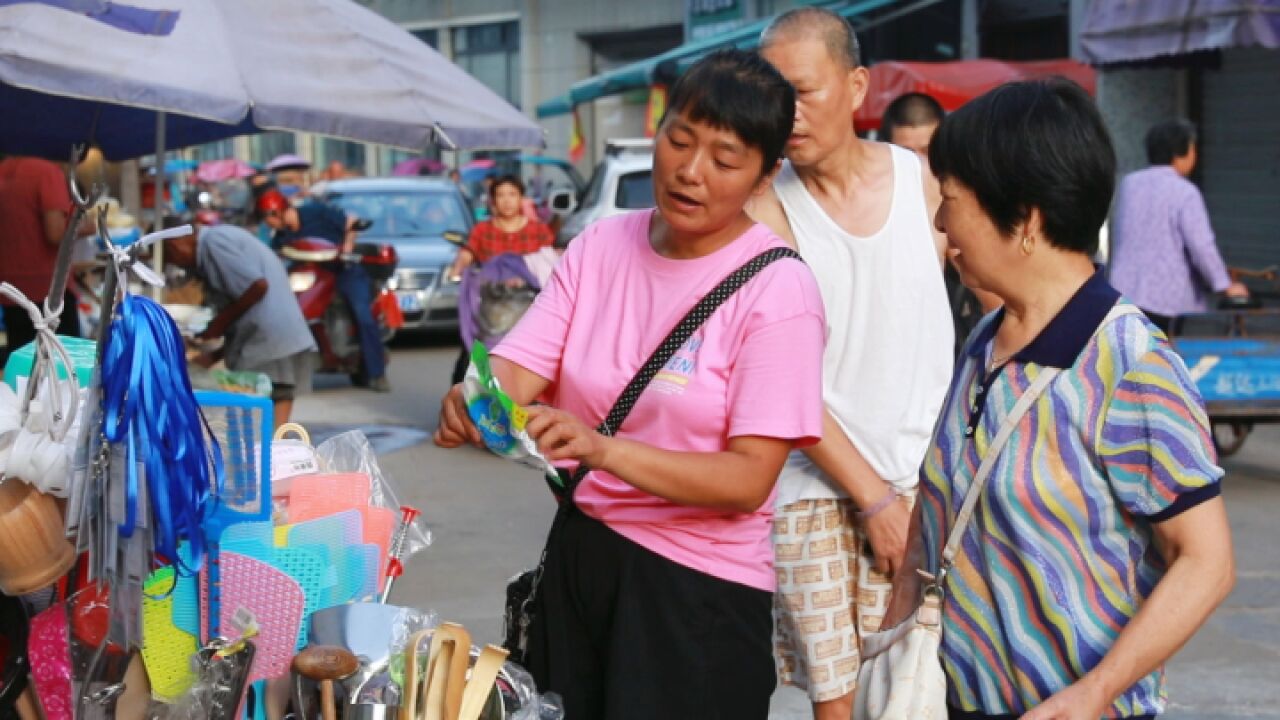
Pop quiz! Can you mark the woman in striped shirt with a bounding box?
[916,78,1235,719]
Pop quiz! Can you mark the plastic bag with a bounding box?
[312,429,432,561]
[460,343,557,481]
[502,662,564,720]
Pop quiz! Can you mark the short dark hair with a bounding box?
[489,174,525,200]
[761,6,861,70]
[929,78,1115,256]
[664,49,795,174]
[882,92,945,140]
[1145,119,1196,165]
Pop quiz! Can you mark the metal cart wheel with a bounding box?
[1213,421,1253,457]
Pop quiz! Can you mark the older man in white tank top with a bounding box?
[750,8,954,719]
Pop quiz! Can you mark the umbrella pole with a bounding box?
[151,112,166,299]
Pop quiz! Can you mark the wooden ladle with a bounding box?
[292,645,360,720]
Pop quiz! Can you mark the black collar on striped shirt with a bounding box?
[967,268,1121,370]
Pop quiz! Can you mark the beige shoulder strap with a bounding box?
[935,303,1141,581]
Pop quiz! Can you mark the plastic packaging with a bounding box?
[187,367,272,397]
[312,430,432,562]
[460,343,557,481]
[149,639,256,720]
[501,662,564,720]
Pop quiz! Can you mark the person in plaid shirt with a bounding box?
[448,175,554,280]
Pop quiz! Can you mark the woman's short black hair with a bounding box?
[929,78,1115,256]
[1145,119,1197,165]
[489,174,525,200]
[663,49,795,174]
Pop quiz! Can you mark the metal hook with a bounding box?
[44,145,108,321]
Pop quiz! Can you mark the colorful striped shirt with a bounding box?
[919,270,1223,717]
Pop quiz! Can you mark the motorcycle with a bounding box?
[280,234,403,384]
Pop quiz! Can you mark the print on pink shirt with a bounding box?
[652,331,705,395]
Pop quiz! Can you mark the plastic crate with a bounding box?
[194,390,274,637]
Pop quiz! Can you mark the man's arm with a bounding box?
[197,278,268,340]
[41,210,68,246]
[748,185,910,573]
[342,215,359,254]
[804,409,912,574]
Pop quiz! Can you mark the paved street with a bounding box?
[294,337,1280,719]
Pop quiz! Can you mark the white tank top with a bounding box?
[774,145,954,505]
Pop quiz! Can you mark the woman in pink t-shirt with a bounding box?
[436,50,826,719]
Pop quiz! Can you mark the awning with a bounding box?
[855,59,1097,131]
[537,0,897,118]
[536,95,574,119]
[1080,0,1280,66]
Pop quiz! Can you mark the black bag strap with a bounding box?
[560,246,802,500]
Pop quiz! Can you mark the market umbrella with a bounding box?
[0,0,543,161]
[194,158,257,184]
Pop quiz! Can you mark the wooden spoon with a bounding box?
[292,645,360,720]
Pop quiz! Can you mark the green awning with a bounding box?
[540,0,898,118]
[536,95,574,119]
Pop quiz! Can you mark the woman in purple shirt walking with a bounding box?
[1108,120,1248,331]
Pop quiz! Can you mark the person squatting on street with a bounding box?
[748,8,954,719]
[905,78,1234,719]
[259,188,391,392]
[1107,119,1249,333]
[435,50,826,719]
[163,218,316,427]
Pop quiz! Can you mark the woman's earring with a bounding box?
[1021,234,1034,256]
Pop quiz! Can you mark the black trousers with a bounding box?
[1,292,80,367]
[526,509,776,719]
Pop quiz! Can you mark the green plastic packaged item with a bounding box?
[461,342,558,481]
[3,335,98,391]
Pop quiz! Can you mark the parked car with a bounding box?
[311,177,471,333]
[552,138,654,246]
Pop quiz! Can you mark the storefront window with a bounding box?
[452,21,520,108]
[251,132,296,165]
[189,138,237,163]
[412,28,439,49]
[317,138,367,175]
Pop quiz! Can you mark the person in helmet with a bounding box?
[260,189,389,392]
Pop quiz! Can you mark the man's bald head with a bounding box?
[760,6,861,70]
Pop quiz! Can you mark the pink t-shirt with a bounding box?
[494,209,826,590]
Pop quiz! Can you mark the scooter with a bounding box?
[280,235,403,384]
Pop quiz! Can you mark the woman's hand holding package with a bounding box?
[434,383,483,448]
[524,405,609,467]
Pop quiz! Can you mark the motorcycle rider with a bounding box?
[258,189,390,392]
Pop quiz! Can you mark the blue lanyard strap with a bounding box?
[101,294,224,576]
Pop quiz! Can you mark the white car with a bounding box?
[553,139,654,246]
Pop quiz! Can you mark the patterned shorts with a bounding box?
[772,498,895,703]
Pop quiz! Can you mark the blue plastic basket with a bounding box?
[194,390,274,637]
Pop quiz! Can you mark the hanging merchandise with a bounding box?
[0,281,87,596]
[97,224,223,578]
